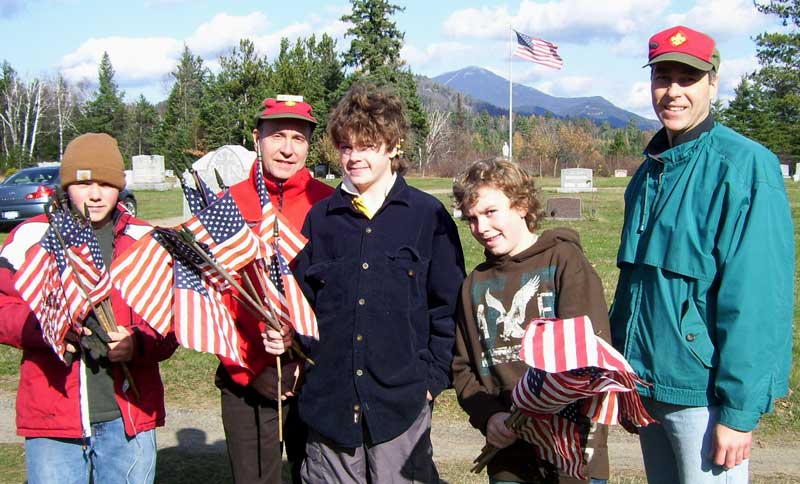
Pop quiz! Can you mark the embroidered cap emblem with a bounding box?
[670,32,687,46]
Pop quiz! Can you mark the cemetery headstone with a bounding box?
[546,197,582,220]
[780,164,789,178]
[184,145,255,219]
[614,169,628,178]
[794,163,800,182]
[130,155,171,190]
[559,168,596,193]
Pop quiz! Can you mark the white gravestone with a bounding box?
[614,169,628,178]
[794,163,800,183]
[559,168,597,193]
[130,155,171,190]
[184,145,256,219]
[780,164,790,178]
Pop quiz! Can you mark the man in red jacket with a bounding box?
[0,133,178,483]
[215,96,333,484]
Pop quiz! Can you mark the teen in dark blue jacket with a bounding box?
[265,83,465,483]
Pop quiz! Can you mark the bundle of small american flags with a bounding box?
[510,316,655,479]
[110,168,318,366]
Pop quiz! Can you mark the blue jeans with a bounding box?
[25,417,157,484]
[638,398,749,484]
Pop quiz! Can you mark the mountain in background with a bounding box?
[419,66,660,130]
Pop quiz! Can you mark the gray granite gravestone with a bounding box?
[546,197,582,220]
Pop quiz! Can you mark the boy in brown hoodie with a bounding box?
[452,159,610,484]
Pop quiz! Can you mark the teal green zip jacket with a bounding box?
[609,119,794,432]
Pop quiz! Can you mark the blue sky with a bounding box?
[0,0,786,118]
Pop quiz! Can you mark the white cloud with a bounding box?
[550,76,595,96]
[186,12,268,58]
[619,81,654,118]
[56,9,349,96]
[442,6,513,39]
[665,0,769,39]
[401,42,472,69]
[717,54,758,99]
[444,0,667,44]
[60,36,183,86]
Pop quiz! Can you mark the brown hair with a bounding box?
[327,82,409,174]
[453,158,543,232]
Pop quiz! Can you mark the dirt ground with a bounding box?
[2,392,799,480]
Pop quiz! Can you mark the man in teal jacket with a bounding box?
[610,25,794,484]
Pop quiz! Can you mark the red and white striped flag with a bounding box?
[514,29,564,70]
[111,230,174,335]
[249,164,318,339]
[172,253,243,365]
[5,223,73,360]
[510,316,654,479]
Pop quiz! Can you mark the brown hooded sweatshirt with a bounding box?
[453,228,611,483]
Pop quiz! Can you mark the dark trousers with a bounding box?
[217,365,307,484]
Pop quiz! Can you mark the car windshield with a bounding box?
[3,169,57,186]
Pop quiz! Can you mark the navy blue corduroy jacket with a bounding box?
[295,176,465,448]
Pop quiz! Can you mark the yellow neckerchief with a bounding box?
[341,173,397,220]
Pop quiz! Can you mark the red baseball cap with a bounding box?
[645,25,720,72]
[255,95,317,127]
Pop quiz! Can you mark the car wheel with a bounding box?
[122,197,137,216]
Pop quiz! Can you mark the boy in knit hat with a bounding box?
[610,26,793,483]
[0,133,178,483]
[451,158,610,484]
[264,82,465,483]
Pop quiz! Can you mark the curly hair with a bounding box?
[327,82,410,174]
[453,158,544,232]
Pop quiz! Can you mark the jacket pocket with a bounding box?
[679,300,717,368]
[304,259,348,317]
[382,246,430,312]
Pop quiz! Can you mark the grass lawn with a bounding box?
[0,176,798,482]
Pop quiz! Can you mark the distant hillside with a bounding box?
[423,66,660,130]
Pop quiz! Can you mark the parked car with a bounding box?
[0,165,137,230]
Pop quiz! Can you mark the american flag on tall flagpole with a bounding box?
[509,316,654,479]
[513,29,564,70]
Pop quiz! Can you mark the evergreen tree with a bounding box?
[158,45,207,170]
[77,52,126,138]
[201,39,271,150]
[339,0,428,166]
[722,0,799,157]
[125,95,159,157]
[271,34,345,165]
[341,0,405,74]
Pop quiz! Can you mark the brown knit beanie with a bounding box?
[60,133,126,190]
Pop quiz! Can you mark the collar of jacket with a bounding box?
[645,115,715,162]
[326,174,411,214]
[247,159,315,196]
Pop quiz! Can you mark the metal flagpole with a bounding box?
[509,26,513,163]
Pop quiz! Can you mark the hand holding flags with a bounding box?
[472,316,654,479]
